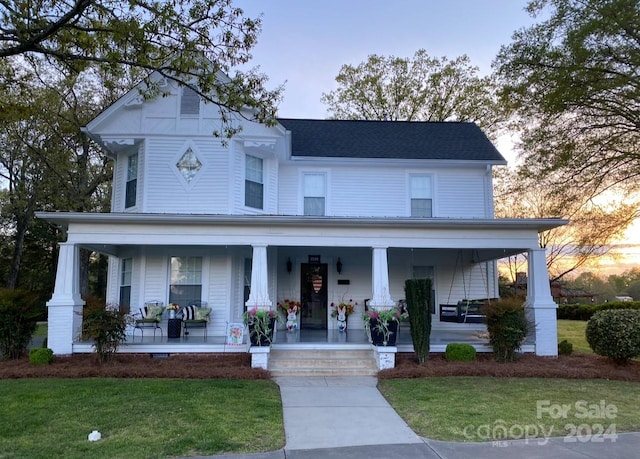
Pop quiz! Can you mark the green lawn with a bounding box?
[557,319,591,353]
[0,378,284,459]
[378,377,640,442]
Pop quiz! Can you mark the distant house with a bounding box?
[615,296,634,302]
[37,71,567,364]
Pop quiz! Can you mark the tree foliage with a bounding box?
[494,167,637,281]
[321,50,503,139]
[494,0,640,196]
[0,0,282,137]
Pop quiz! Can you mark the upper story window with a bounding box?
[181,86,200,116]
[245,154,263,209]
[119,258,132,313]
[169,256,202,305]
[125,153,138,209]
[303,173,326,216]
[410,175,432,217]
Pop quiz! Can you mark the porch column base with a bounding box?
[526,302,559,357]
[46,302,84,355]
[373,346,397,370]
[249,346,271,369]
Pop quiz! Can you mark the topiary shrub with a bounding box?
[29,347,54,365]
[404,278,432,363]
[81,301,127,363]
[483,297,530,363]
[0,289,40,360]
[586,309,640,364]
[445,343,476,361]
[558,339,573,355]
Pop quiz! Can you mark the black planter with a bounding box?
[369,318,399,346]
[248,317,276,346]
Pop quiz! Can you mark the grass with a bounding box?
[33,322,48,338]
[378,377,640,442]
[557,319,591,353]
[0,378,284,459]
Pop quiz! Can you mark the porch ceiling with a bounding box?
[37,212,567,255]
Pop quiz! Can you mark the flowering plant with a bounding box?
[277,299,301,315]
[243,307,278,346]
[166,303,180,311]
[364,307,401,346]
[330,299,357,318]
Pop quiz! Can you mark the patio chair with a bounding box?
[181,301,211,338]
[133,301,165,339]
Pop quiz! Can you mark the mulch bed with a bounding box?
[379,352,640,382]
[1,351,638,381]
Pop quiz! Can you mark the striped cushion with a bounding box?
[182,305,198,320]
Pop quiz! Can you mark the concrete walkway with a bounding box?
[200,376,640,459]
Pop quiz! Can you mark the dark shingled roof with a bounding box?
[277,118,506,162]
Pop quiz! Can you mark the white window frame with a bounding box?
[125,152,138,209]
[409,174,433,217]
[302,172,327,216]
[119,258,133,313]
[244,154,264,210]
[168,256,204,306]
[180,86,200,116]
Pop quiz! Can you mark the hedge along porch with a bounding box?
[39,212,566,362]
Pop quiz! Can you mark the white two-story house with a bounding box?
[38,73,566,362]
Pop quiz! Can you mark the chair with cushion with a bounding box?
[181,301,211,339]
[133,301,165,339]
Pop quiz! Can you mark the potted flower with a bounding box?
[166,303,180,319]
[364,307,400,346]
[330,299,357,332]
[243,307,278,346]
[277,299,301,332]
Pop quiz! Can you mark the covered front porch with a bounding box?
[71,324,533,355]
[38,212,565,364]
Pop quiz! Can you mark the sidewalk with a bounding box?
[201,376,640,459]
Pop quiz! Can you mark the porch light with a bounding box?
[286,257,292,273]
[336,258,343,274]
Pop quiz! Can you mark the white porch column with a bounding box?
[525,247,558,356]
[245,244,272,311]
[368,246,396,309]
[46,242,85,355]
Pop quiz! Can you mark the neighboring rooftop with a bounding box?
[277,118,506,162]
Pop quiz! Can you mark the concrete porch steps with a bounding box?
[268,348,378,377]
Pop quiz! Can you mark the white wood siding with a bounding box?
[436,169,487,218]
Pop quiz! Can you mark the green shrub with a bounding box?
[81,300,127,363]
[483,297,530,363]
[558,301,640,321]
[29,347,53,365]
[0,289,40,360]
[586,309,640,364]
[558,339,573,355]
[404,278,432,363]
[445,343,476,361]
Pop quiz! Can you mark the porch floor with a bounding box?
[72,324,510,354]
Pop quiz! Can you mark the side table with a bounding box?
[167,318,182,339]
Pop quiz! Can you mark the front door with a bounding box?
[300,263,328,329]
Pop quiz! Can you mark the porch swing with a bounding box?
[439,250,493,323]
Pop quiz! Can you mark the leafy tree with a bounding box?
[321,50,503,139]
[0,0,282,137]
[494,0,640,198]
[494,167,636,282]
[628,280,640,301]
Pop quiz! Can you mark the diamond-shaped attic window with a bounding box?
[176,148,202,183]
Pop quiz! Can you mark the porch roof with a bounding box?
[37,212,567,261]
